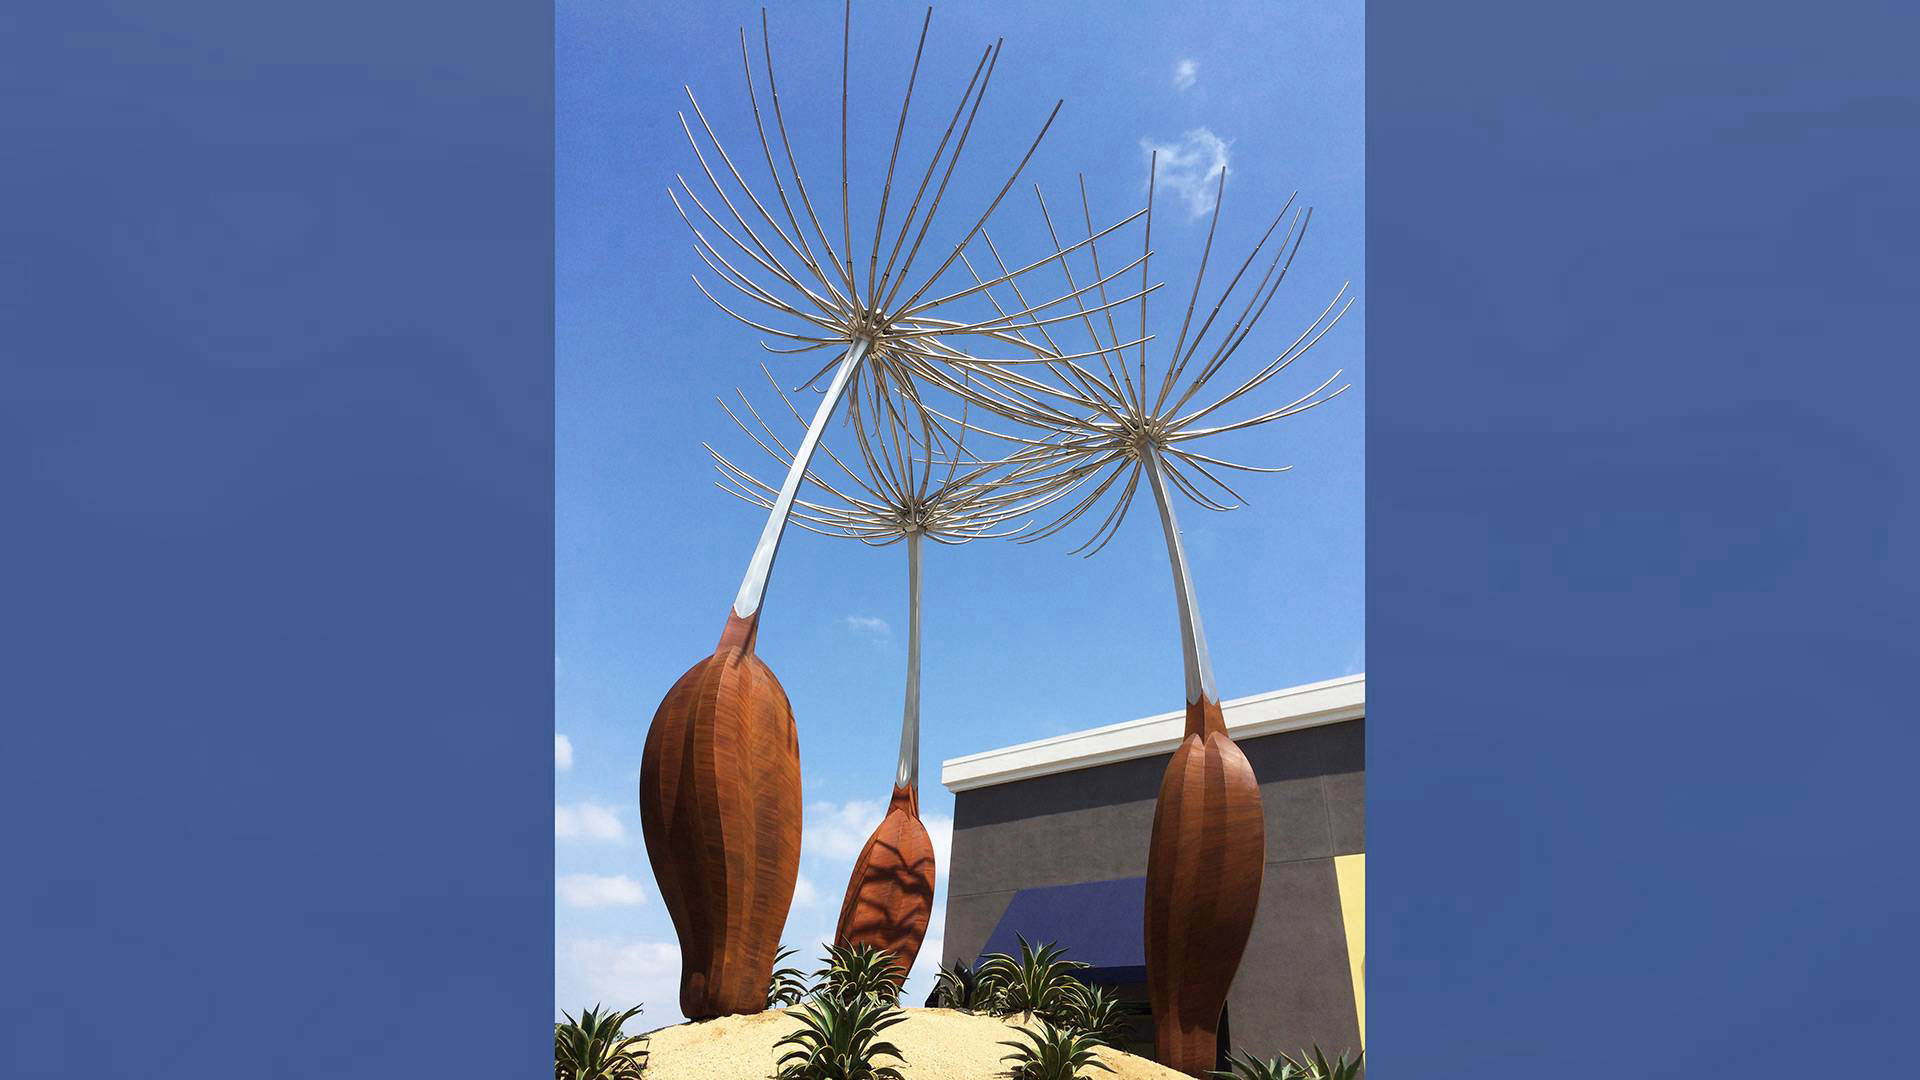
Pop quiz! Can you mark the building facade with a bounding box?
[938,674,1365,1067]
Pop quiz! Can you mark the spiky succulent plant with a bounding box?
[1000,1017,1115,1080]
[1211,1050,1308,1080]
[768,945,813,1008]
[977,935,1088,1018]
[775,992,908,1080]
[814,942,906,1004]
[1051,981,1134,1047]
[554,1004,647,1080]
[928,958,997,1011]
[1284,1046,1363,1080]
[1213,1045,1365,1080]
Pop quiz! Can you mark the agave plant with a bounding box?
[814,942,906,1004]
[554,1004,647,1080]
[1211,1050,1308,1080]
[1283,1046,1363,1080]
[977,936,1088,1018]
[768,945,813,1008]
[1000,1017,1115,1080]
[927,958,998,1011]
[1052,981,1133,1047]
[775,992,908,1080]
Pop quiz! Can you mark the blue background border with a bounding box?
[1370,1,1919,1072]
[3,3,552,1076]
[5,1,1918,1076]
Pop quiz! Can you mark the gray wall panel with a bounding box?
[941,717,1364,1060]
[1242,728,1338,863]
[1226,857,1363,1061]
[1318,719,1366,856]
[940,888,1018,972]
[952,753,1170,827]
[948,799,1156,897]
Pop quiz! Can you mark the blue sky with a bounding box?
[556,0,1363,1023]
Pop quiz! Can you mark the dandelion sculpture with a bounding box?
[932,163,1353,1075]
[639,3,1150,1020]
[707,366,1065,986]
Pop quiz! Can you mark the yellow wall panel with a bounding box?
[1333,853,1365,1047]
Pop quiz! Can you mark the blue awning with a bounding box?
[979,876,1147,984]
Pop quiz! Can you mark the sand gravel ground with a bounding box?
[639,1006,1191,1080]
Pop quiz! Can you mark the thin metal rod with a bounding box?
[733,338,871,619]
[1143,444,1217,706]
[895,529,922,790]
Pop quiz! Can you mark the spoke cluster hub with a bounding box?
[1114,414,1170,460]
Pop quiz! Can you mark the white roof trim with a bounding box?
[940,673,1365,793]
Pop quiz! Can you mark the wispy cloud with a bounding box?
[801,799,954,864]
[925,814,953,873]
[843,614,890,638]
[558,873,648,908]
[792,872,821,908]
[1140,128,1232,217]
[555,802,626,842]
[558,938,681,1022]
[1173,58,1198,91]
[802,798,886,859]
[555,733,573,771]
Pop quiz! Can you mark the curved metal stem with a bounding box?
[1143,445,1218,708]
[732,337,871,619]
[894,528,922,791]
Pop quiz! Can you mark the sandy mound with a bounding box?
[640,1006,1189,1080]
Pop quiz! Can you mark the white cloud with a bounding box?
[1173,58,1198,91]
[555,802,627,842]
[555,732,574,771]
[1140,128,1233,217]
[792,872,823,908]
[924,813,954,874]
[560,938,681,1022]
[558,873,648,908]
[801,799,952,875]
[802,799,885,860]
[843,614,890,638]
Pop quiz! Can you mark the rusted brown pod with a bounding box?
[638,611,803,1019]
[1144,697,1266,1076]
[832,781,937,981]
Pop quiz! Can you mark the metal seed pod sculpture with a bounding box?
[642,2,1146,1020]
[935,162,1353,1074]
[708,365,1064,985]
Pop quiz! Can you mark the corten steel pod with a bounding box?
[834,781,935,978]
[639,340,866,1019]
[932,162,1354,1074]
[1139,447,1265,1075]
[640,612,800,1017]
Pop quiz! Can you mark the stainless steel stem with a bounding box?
[1143,444,1218,704]
[894,527,922,790]
[732,337,871,619]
